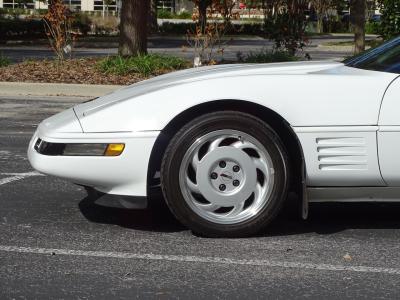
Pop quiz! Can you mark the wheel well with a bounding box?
[147,100,305,198]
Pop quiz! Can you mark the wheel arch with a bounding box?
[147,99,305,202]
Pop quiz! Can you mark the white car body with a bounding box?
[28,60,400,204]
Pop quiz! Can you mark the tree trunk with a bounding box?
[317,17,323,33]
[198,0,208,33]
[149,0,158,33]
[351,0,366,55]
[119,0,149,56]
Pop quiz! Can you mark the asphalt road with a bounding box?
[1,96,400,299]
[0,35,357,63]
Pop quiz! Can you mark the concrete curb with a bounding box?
[317,44,373,53]
[0,82,124,98]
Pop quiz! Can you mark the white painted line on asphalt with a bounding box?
[1,245,400,275]
[0,171,44,186]
[0,171,44,176]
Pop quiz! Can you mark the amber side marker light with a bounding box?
[104,143,125,156]
[104,144,125,156]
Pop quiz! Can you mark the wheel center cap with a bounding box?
[196,146,257,206]
[220,172,233,182]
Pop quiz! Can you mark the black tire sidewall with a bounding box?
[161,111,290,237]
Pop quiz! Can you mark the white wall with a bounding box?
[34,1,48,9]
[81,0,94,12]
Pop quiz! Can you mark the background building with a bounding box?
[0,0,194,12]
[0,0,121,12]
[0,0,379,21]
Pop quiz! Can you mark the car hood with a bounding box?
[74,61,343,117]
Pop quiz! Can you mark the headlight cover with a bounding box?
[34,139,125,157]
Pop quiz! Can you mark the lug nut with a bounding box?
[219,184,226,191]
[210,172,218,180]
[219,161,226,168]
[233,165,240,172]
[233,180,240,187]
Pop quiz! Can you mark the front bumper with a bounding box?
[28,127,159,197]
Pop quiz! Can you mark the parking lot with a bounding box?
[2,96,400,299]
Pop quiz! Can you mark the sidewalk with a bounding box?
[0,82,123,98]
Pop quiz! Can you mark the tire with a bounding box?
[161,111,290,237]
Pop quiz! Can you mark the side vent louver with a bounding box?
[316,137,368,171]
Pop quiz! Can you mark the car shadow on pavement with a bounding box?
[78,189,400,237]
[78,188,185,233]
[264,199,400,237]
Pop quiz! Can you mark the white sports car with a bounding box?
[28,37,400,237]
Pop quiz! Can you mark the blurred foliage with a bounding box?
[98,54,189,77]
[176,11,193,19]
[0,53,11,67]
[157,9,175,19]
[0,13,119,40]
[263,1,309,55]
[33,9,49,16]
[378,0,400,40]
[158,21,264,35]
[323,19,351,33]
[188,0,240,65]
[4,7,30,18]
[309,0,335,33]
[0,8,6,19]
[89,15,119,35]
[240,49,299,63]
[157,9,192,19]
[43,0,74,61]
[365,21,381,34]
[0,19,45,40]
[72,12,91,35]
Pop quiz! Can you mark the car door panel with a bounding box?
[378,77,400,186]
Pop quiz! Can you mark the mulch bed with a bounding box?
[0,58,146,85]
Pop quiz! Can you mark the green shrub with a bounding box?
[176,11,192,19]
[378,0,400,40]
[235,22,264,35]
[0,8,6,19]
[90,15,119,35]
[0,19,45,40]
[158,9,174,19]
[264,10,308,55]
[34,9,48,15]
[158,21,195,34]
[73,12,92,35]
[158,21,264,35]
[242,49,299,63]
[9,8,28,18]
[0,54,11,67]
[306,20,351,34]
[98,54,189,77]
[0,7,28,16]
[157,9,192,19]
[365,21,381,35]
[323,20,350,33]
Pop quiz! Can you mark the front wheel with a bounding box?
[161,111,290,237]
